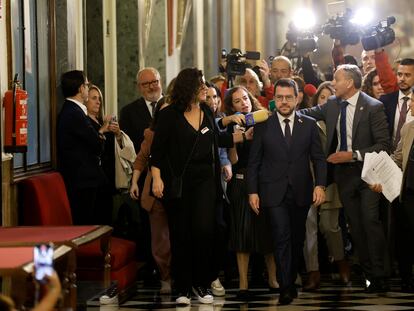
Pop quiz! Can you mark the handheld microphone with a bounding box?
[244,110,269,126]
[304,84,317,97]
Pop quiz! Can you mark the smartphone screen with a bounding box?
[34,243,54,283]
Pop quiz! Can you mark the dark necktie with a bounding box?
[150,101,157,117]
[339,101,349,151]
[394,96,409,148]
[284,119,292,147]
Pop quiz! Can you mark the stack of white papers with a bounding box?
[361,151,402,203]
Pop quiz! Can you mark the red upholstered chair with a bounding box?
[19,171,139,290]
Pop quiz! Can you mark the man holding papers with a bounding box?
[371,90,414,292]
[301,64,391,292]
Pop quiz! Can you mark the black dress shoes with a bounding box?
[278,287,297,305]
[366,278,389,293]
[401,278,414,293]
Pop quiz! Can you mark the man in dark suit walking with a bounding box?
[57,70,107,224]
[372,89,414,291]
[301,64,391,291]
[120,67,163,152]
[379,59,414,291]
[247,78,327,305]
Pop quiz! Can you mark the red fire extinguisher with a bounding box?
[3,74,28,153]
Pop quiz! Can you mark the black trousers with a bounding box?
[396,189,414,282]
[335,164,388,279]
[168,175,216,292]
[266,186,310,290]
[66,185,98,225]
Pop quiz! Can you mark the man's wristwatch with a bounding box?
[352,151,358,161]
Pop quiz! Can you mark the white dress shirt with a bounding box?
[392,90,414,142]
[336,91,362,160]
[277,111,295,136]
[145,96,162,117]
[67,98,87,115]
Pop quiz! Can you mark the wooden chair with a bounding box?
[19,171,139,291]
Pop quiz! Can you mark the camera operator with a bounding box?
[300,52,323,88]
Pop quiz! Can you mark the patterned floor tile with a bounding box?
[84,276,414,310]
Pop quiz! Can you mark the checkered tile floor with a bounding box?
[86,277,414,310]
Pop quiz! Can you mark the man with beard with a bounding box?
[119,67,163,283]
[247,78,326,305]
[380,60,414,292]
[380,58,414,151]
[120,67,163,152]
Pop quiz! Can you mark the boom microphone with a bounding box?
[244,110,269,126]
[304,84,317,97]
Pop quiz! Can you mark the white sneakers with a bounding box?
[211,278,226,296]
[176,294,191,305]
[192,286,214,304]
[176,281,224,306]
[99,286,119,305]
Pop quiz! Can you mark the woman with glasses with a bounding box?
[150,68,250,306]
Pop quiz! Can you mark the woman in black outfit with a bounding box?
[150,68,249,306]
[85,84,118,224]
[223,86,278,299]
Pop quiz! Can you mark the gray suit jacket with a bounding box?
[301,92,390,159]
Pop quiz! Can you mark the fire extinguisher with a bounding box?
[3,74,28,153]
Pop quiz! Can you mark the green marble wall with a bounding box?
[116,0,139,112]
[144,0,166,89]
[85,0,104,96]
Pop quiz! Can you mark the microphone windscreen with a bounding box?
[304,84,317,97]
[245,110,269,126]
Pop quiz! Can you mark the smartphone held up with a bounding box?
[33,243,54,284]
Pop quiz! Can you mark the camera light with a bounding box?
[293,8,316,30]
[350,8,374,26]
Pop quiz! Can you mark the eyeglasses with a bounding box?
[274,95,295,103]
[140,79,159,88]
